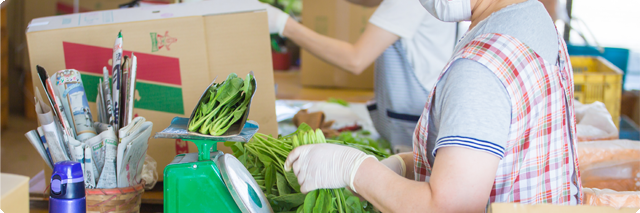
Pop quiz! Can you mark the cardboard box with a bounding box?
[0,173,30,213]
[300,0,376,89]
[2,6,8,129]
[5,0,56,119]
[489,203,639,213]
[55,0,174,14]
[27,0,278,181]
[635,90,640,126]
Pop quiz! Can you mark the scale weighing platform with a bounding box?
[155,117,272,213]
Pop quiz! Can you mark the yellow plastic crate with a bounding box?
[571,56,623,128]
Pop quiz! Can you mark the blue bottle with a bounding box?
[49,161,86,213]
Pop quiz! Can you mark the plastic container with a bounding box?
[272,51,291,71]
[571,56,624,128]
[85,183,145,213]
[567,45,630,89]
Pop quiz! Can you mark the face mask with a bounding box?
[420,0,472,22]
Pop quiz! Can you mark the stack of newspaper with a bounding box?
[24,31,151,189]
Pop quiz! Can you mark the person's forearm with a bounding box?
[282,18,369,74]
[354,158,436,212]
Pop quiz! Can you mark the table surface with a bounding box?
[29,70,375,212]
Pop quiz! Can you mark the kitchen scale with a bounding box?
[155,117,272,213]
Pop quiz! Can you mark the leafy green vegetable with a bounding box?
[303,190,318,213]
[277,173,291,196]
[226,124,383,213]
[327,97,349,107]
[285,172,301,193]
[330,131,391,159]
[265,163,276,195]
[188,73,255,136]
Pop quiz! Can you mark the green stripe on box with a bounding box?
[81,74,184,114]
[81,73,103,103]
[135,82,185,114]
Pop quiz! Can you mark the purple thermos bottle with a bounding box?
[49,161,86,213]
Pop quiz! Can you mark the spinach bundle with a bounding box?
[226,124,388,213]
[331,131,391,159]
[188,73,255,136]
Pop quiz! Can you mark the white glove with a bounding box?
[284,143,376,194]
[262,3,290,37]
[380,155,406,177]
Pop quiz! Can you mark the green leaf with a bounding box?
[215,77,244,105]
[327,97,349,107]
[277,172,291,196]
[315,129,325,144]
[284,171,301,193]
[312,190,326,213]
[303,190,318,213]
[292,135,300,148]
[254,151,274,166]
[296,123,313,137]
[271,193,306,209]
[265,163,276,195]
[345,196,362,213]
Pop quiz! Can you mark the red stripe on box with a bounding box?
[56,2,92,14]
[175,139,189,155]
[63,41,182,86]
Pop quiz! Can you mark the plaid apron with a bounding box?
[412,33,583,204]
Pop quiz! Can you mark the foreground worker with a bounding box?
[285,0,582,211]
[264,0,460,153]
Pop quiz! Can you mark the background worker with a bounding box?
[284,0,582,211]
[264,0,462,153]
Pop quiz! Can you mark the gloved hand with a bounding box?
[284,143,376,193]
[262,3,290,37]
[380,155,406,177]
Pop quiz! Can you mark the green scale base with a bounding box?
[163,139,241,213]
[155,117,265,213]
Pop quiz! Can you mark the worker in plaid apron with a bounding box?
[283,0,582,211]
[411,31,582,204]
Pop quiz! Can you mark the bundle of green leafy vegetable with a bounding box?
[225,124,389,213]
[331,131,391,157]
[188,73,255,136]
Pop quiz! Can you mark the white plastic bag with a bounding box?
[575,101,618,141]
[577,139,640,167]
[581,159,640,192]
[141,154,158,190]
[578,140,640,209]
[584,188,640,208]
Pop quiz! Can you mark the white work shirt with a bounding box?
[369,0,459,90]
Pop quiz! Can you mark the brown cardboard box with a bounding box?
[55,0,175,14]
[489,203,639,213]
[300,0,376,89]
[27,0,278,181]
[0,173,30,213]
[2,6,8,129]
[5,0,56,118]
[621,91,638,125]
[634,90,640,126]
